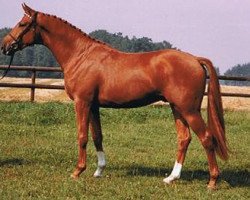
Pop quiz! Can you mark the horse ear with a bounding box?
[22,3,35,16]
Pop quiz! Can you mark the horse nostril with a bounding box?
[1,44,6,54]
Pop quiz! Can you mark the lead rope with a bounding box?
[0,53,15,80]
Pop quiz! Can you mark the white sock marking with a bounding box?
[163,161,182,184]
[93,151,106,177]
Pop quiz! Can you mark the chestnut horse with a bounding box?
[1,4,229,189]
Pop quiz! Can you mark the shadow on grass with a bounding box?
[0,158,31,167]
[113,164,249,187]
[221,170,250,187]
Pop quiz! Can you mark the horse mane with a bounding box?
[39,12,112,48]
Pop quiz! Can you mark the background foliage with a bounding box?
[224,63,250,86]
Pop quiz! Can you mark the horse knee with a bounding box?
[178,136,192,151]
[79,136,88,148]
[200,132,214,151]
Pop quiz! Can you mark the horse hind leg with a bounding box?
[163,105,191,184]
[183,111,219,189]
[89,106,106,177]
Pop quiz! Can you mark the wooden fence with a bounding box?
[0,65,249,102]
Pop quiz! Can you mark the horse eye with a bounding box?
[19,22,26,27]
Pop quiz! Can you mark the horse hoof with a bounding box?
[163,178,171,184]
[93,166,105,178]
[163,174,180,184]
[93,172,102,178]
[163,176,174,184]
[207,184,217,190]
[70,173,79,179]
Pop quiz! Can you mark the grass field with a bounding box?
[0,102,249,199]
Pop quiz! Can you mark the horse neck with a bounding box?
[37,13,95,70]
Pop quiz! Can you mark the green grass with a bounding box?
[0,102,249,199]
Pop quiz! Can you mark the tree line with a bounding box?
[0,28,249,85]
[224,63,250,86]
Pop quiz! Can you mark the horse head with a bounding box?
[1,4,41,56]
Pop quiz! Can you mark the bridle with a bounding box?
[8,12,38,51]
[0,12,38,80]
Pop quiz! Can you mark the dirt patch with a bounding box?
[201,85,250,111]
[0,78,249,110]
[0,78,68,102]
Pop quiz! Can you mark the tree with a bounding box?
[224,63,250,86]
[89,30,174,53]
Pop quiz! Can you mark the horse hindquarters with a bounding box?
[162,56,222,188]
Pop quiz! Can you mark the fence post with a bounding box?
[30,69,36,102]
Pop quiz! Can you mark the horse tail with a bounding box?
[197,57,229,160]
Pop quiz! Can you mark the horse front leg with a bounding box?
[89,105,106,177]
[71,100,90,179]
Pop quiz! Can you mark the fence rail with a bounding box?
[0,65,249,101]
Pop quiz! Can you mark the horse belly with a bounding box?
[98,92,165,108]
[98,80,165,108]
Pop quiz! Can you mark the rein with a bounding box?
[0,53,15,80]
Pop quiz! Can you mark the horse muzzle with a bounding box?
[1,41,19,56]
